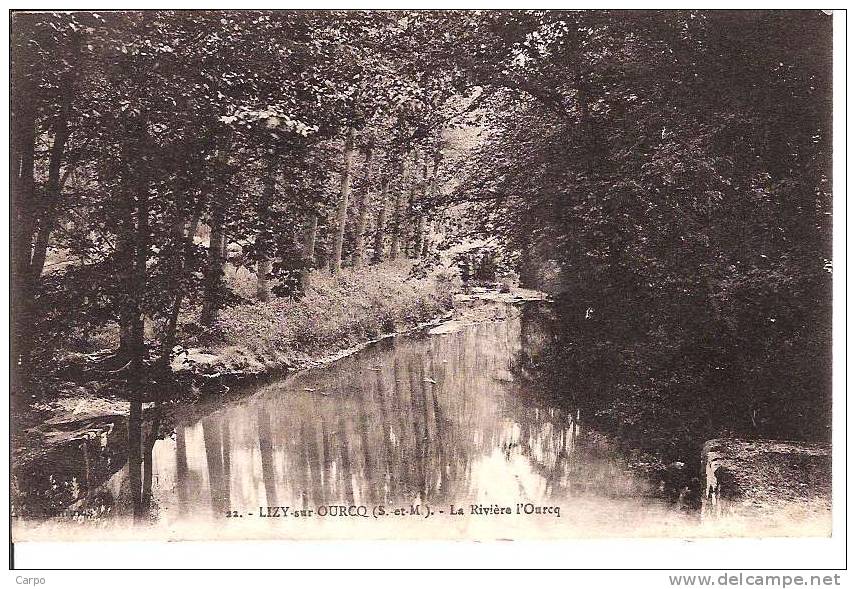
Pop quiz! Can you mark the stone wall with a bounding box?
[701,438,831,528]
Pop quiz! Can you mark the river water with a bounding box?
[13,302,701,541]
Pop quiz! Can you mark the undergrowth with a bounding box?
[204,260,453,372]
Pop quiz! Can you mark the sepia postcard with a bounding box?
[8,7,841,567]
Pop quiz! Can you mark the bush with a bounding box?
[208,260,454,370]
[498,270,519,294]
[433,264,462,292]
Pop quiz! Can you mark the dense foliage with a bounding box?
[12,10,832,467]
[452,11,833,461]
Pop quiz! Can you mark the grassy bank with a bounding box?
[178,260,455,378]
[13,260,456,461]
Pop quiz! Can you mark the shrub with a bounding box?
[208,260,454,369]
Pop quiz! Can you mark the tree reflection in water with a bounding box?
[140,304,653,521]
[15,304,671,532]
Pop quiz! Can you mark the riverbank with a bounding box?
[12,261,458,464]
[172,260,456,386]
[15,297,697,539]
[13,261,554,466]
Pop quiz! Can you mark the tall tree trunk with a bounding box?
[12,107,36,278]
[30,91,74,284]
[117,203,134,359]
[306,215,318,260]
[415,217,427,260]
[119,127,149,368]
[10,77,37,389]
[117,149,135,358]
[352,143,374,268]
[200,139,231,324]
[319,217,332,272]
[372,175,389,264]
[30,28,81,284]
[256,157,275,302]
[159,176,195,364]
[405,150,419,258]
[162,214,200,361]
[130,156,149,370]
[423,146,442,258]
[122,135,148,503]
[414,152,429,259]
[390,156,410,260]
[300,214,318,291]
[257,259,271,301]
[201,206,225,325]
[332,127,356,273]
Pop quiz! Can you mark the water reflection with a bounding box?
[10,401,165,523]
[148,306,659,518]
[14,303,684,537]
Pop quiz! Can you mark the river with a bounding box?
[13,302,701,541]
